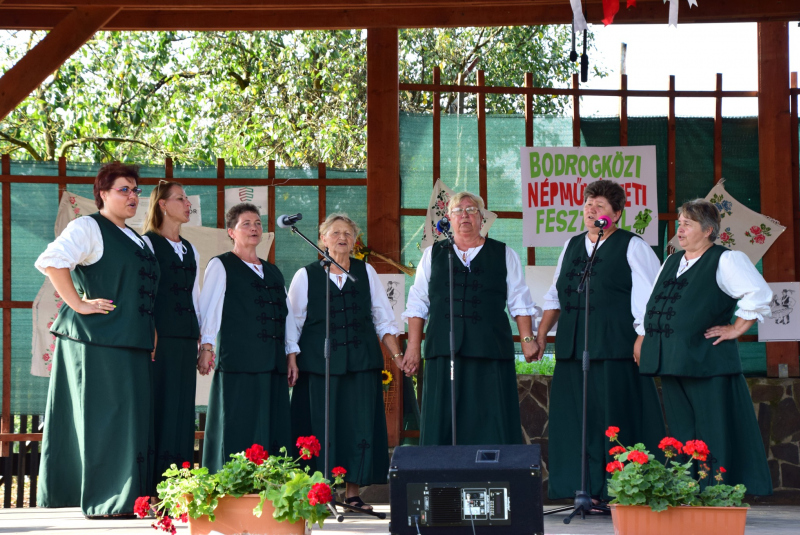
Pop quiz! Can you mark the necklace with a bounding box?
[677,257,691,276]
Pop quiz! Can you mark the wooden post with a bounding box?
[791,73,799,285]
[477,70,488,205]
[525,72,535,266]
[58,157,67,201]
[433,66,441,187]
[572,73,580,147]
[268,160,276,264]
[318,162,326,226]
[1,154,10,457]
[757,22,798,377]
[366,28,402,446]
[714,74,723,184]
[619,74,628,146]
[216,158,225,229]
[667,75,677,241]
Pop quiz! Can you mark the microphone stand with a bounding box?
[286,224,386,520]
[543,226,608,523]
[437,224,458,445]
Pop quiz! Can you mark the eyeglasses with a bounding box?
[329,231,355,240]
[450,206,480,217]
[112,186,143,197]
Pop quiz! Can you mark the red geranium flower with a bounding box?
[332,466,347,477]
[134,496,150,518]
[296,436,321,460]
[750,225,762,235]
[609,446,626,456]
[182,461,191,469]
[683,440,710,461]
[245,444,269,465]
[307,482,332,506]
[719,467,727,473]
[658,437,683,456]
[179,513,188,523]
[605,426,620,440]
[627,450,649,464]
[606,461,624,473]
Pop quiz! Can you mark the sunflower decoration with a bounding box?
[353,233,416,277]
[381,369,394,392]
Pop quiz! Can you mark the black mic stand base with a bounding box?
[328,500,387,519]
[543,491,608,523]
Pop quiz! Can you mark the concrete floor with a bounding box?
[2,504,799,534]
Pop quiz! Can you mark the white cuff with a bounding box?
[201,336,216,346]
[401,308,428,322]
[35,257,73,274]
[542,300,561,311]
[285,341,301,355]
[735,309,765,322]
[635,324,646,336]
[509,306,537,318]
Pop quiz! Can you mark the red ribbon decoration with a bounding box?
[603,0,637,26]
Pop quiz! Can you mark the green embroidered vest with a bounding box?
[145,232,199,340]
[639,245,741,377]
[297,259,383,375]
[216,252,288,374]
[51,213,159,350]
[555,229,638,361]
[425,238,514,360]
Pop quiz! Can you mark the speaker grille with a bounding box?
[429,487,462,524]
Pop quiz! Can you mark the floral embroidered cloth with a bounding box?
[32,192,273,408]
[667,181,785,265]
[419,179,498,251]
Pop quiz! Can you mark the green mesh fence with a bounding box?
[0,113,795,414]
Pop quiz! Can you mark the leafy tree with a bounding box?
[1,26,601,167]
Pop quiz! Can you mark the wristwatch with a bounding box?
[521,336,535,343]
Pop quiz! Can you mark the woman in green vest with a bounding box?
[634,199,772,495]
[403,192,539,446]
[142,181,201,489]
[35,162,159,517]
[197,203,298,472]
[287,213,403,512]
[535,180,666,506]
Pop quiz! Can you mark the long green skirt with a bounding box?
[660,374,772,495]
[37,335,154,516]
[419,356,523,446]
[548,359,666,500]
[202,370,291,473]
[290,370,389,485]
[151,337,197,491]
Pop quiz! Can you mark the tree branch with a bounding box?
[58,137,161,158]
[0,131,43,160]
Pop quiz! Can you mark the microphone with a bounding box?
[277,213,302,228]
[436,216,450,234]
[594,215,612,229]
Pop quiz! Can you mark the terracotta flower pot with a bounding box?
[610,504,747,535]
[188,494,309,535]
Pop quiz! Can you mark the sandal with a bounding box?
[344,495,374,512]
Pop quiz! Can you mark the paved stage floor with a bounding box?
[2,504,799,534]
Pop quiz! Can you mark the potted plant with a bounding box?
[134,435,346,535]
[604,426,748,535]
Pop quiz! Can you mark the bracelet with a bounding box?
[392,353,403,360]
[201,348,214,353]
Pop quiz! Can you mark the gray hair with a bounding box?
[318,212,361,249]
[679,199,720,242]
[447,191,486,217]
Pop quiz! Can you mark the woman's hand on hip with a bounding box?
[76,297,115,315]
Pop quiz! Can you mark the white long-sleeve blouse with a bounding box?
[284,261,402,355]
[402,242,536,321]
[198,256,298,354]
[634,249,773,335]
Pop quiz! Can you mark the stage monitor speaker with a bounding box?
[388,444,543,535]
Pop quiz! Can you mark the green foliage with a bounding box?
[1,26,603,166]
[155,447,335,528]
[606,439,747,512]
[515,355,555,375]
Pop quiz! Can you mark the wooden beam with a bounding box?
[366,28,402,447]
[0,6,121,121]
[757,22,798,378]
[1,154,10,457]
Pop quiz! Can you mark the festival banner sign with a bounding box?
[521,146,658,247]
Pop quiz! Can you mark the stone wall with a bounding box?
[517,374,800,505]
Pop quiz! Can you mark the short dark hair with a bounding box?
[679,199,720,242]
[225,203,261,241]
[584,180,626,214]
[94,162,140,209]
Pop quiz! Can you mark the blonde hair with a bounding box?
[142,181,184,235]
[447,191,485,217]
[318,213,361,250]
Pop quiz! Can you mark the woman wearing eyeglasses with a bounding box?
[403,192,538,446]
[286,213,402,512]
[35,162,159,517]
[142,182,201,487]
[197,203,298,473]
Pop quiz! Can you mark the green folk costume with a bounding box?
[290,259,389,485]
[202,252,292,473]
[420,238,523,446]
[549,229,666,500]
[38,213,159,516]
[145,232,200,489]
[640,245,772,495]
